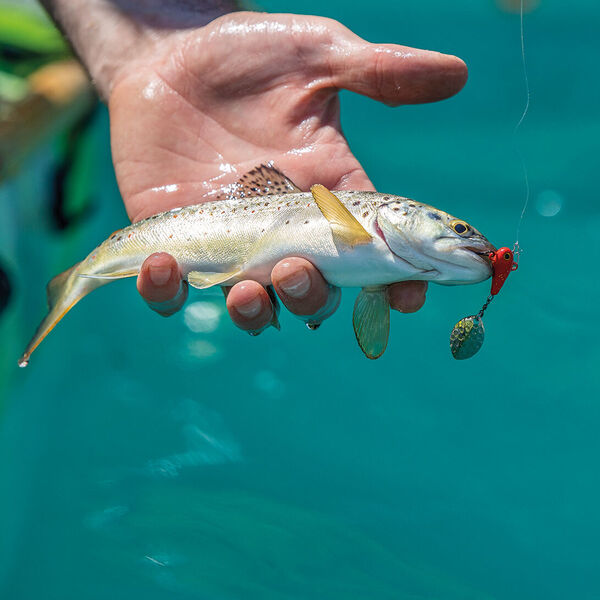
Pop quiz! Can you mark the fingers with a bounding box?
[137,252,187,317]
[227,267,426,337]
[226,259,340,334]
[226,280,274,334]
[271,258,328,316]
[138,253,425,333]
[272,258,341,328]
[388,281,428,313]
[326,26,468,105]
[137,253,339,331]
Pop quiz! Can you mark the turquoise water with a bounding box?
[1,1,599,598]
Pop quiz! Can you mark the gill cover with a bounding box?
[376,203,433,270]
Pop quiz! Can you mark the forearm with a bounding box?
[40,0,239,99]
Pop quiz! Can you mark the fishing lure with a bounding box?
[450,0,530,360]
[449,247,518,359]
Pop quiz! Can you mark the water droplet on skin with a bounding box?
[536,189,563,217]
[150,183,179,194]
[142,79,162,100]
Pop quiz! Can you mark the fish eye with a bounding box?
[450,220,470,235]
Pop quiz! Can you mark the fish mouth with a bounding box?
[471,248,493,262]
[463,243,496,268]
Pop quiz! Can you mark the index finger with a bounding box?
[137,252,188,317]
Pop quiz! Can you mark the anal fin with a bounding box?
[310,184,372,248]
[353,286,390,359]
[188,269,240,290]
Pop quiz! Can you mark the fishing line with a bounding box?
[512,0,531,263]
[449,1,530,359]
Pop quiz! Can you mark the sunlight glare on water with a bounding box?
[535,189,563,217]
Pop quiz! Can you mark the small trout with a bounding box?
[19,165,496,366]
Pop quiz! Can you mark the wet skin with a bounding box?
[107,12,468,331]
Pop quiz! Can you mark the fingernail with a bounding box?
[236,294,263,318]
[149,264,172,286]
[279,266,310,298]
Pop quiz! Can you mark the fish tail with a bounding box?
[18,259,135,368]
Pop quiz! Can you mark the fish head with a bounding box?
[376,199,496,284]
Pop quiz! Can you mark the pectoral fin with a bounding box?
[352,286,390,359]
[187,269,240,290]
[310,184,372,247]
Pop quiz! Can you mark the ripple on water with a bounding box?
[253,369,285,400]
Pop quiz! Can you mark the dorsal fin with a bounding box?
[216,164,302,200]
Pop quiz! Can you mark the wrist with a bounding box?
[105,0,239,29]
[40,0,239,99]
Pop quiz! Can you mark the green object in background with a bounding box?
[0,4,67,55]
[0,3,69,81]
[0,69,28,101]
[50,107,100,230]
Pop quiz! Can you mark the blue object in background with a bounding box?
[1,1,599,598]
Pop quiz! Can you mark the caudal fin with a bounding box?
[18,262,130,367]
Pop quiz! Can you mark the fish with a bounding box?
[18,164,496,367]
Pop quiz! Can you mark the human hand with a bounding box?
[117,12,467,331]
[45,6,468,332]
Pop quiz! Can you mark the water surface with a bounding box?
[1,1,598,598]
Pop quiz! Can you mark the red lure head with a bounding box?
[489,247,518,295]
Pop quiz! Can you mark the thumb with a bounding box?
[325,27,468,106]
